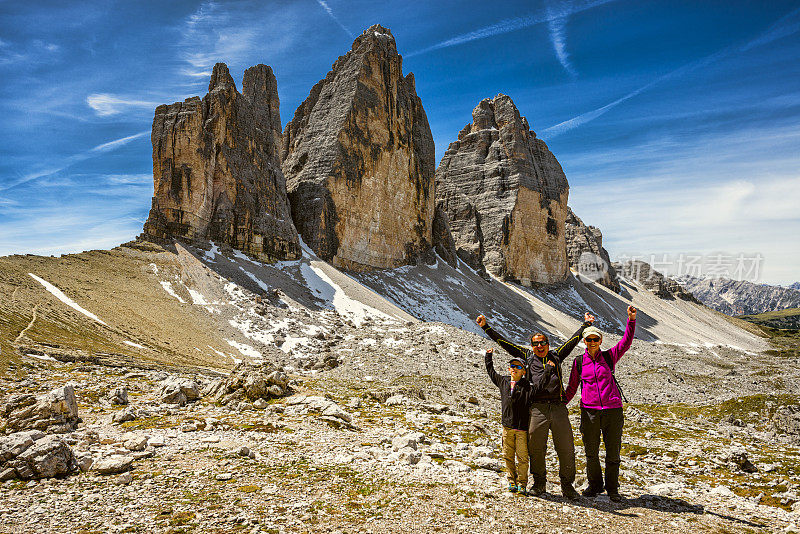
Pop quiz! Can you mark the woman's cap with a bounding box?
[581,326,603,341]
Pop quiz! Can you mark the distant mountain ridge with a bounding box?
[677,275,800,316]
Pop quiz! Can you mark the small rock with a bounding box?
[93,455,133,475]
[385,395,406,406]
[123,434,148,452]
[216,472,233,481]
[116,472,133,485]
[112,408,136,424]
[108,387,129,406]
[75,453,94,472]
[147,435,166,448]
[253,398,268,410]
[392,434,418,451]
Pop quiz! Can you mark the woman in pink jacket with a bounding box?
[565,305,636,502]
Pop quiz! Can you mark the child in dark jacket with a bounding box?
[485,348,555,494]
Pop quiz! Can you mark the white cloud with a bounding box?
[0,131,150,192]
[316,0,353,38]
[90,130,149,152]
[407,0,616,57]
[176,1,298,80]
[570,174,800,285]
[546,2,577,77]
[544,7,800,137]
[86,93,159,117]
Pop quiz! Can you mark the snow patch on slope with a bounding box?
[28,273,108,326]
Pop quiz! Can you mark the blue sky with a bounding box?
[1,0,798,284]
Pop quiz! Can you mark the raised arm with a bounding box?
[554,312,594,362]
[484,349,502,388]
[610,306,637,364]
[476,315,527,361]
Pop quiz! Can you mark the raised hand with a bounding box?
[584,312,595,324]
[627,306,637,320]
[476,315,487,328]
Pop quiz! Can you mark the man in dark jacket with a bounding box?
[477,313,593,499]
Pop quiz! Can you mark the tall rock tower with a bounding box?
[281,25,436,271]
[436,94,570,285]
[142,63,300,261]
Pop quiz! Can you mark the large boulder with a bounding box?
[282,25,436,271]
[436,94,570,285]
[158,378,201,406]
[0,432,77,480]
[565,207,620,292]
[2,384,80,433]
[141,63,300,262]
[206,362,290,405]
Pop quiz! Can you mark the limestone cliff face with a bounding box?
[565,207,620,292]
[436,95,569,285]
[281,25,435,271]
[142,63,300,261]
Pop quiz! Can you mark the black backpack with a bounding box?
[575,351,628,403]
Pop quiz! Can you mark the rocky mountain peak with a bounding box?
[565,207,620,292]
[436,94,570,284]
[208,62,235,91]
[281,25,435,271]
[141,62,300,261]
[352,24,396,51]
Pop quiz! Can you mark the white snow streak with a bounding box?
[159,281,185,303]
[28,273,107,326]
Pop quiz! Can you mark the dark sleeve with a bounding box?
[554,321,592,362]
[482,324,527,360]
[485,351,501,388]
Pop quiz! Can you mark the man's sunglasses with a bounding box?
[509,363,524,370]
[531,340,549,347]
[585,337,601,343]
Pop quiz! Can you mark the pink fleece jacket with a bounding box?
[565,319,636,410]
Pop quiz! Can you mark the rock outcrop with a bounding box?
[435,94,570,285]
[142,63,300,262]
[205,362,291,406]
[0,431,77,480]
[281,25,436,271]
[2,385,80,434]
[565,207,620,292]
[615,260,696,301]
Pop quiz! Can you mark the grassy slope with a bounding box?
[0,243,234,378]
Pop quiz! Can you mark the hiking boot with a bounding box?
[529,484,546,497]
[517,484,528,496]
[608,492,624,503]
[561,483,580,500]
[507,482,518,493]
[581,486,603,498]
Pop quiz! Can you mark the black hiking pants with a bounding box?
[580,407,624,494]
